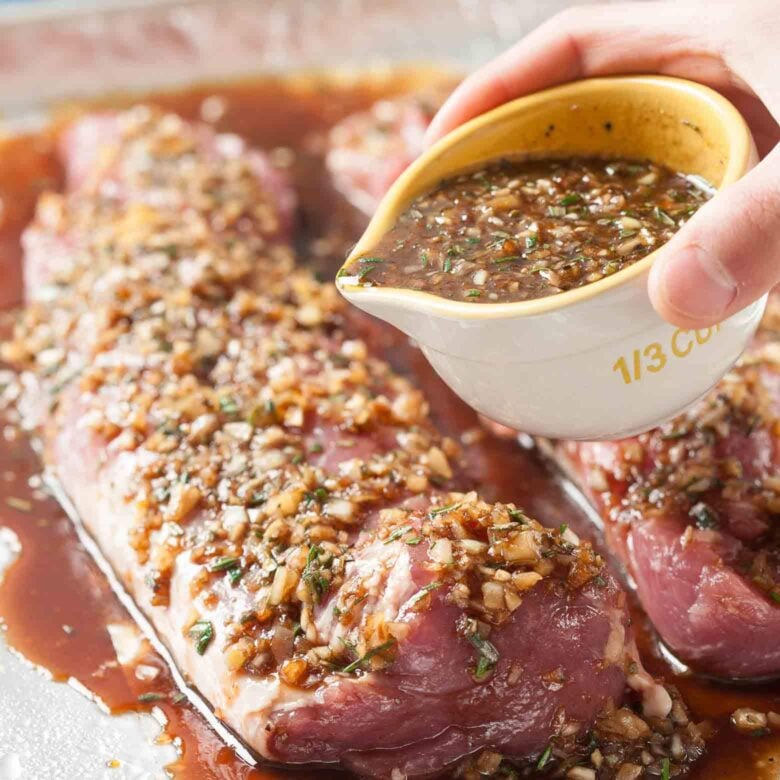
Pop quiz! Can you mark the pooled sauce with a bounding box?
[343,157,712,302]
[0,72,778,780]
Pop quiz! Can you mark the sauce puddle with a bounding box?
[0,70,778,779]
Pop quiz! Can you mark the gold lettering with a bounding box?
[612,356,631,385]
[671,329,693,358]
[644,342,667,373]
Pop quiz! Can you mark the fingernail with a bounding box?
[659,244,737,322]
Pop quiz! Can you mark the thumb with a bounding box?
[648,146,780,328]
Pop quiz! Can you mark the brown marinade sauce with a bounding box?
[0,72,778,780]
[343,156,713,302]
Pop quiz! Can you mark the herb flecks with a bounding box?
[536,743,553,770]
[302,545,330,603]
[384,524,414,544]
[689,502,718,530]
[137,692,165,703]
[340,638,397,675]
[466,629,500,681]
[219,395,239,415]
[208,556,241,573]
[429,501,462,518]
[188,620,214,655]
[408,580,442,608]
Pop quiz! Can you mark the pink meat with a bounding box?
[326,90,446,215]
[270,536,627,776]
[23,111,295,301]
[559,314,780,679]
[11,109,672,778]
[46,377,631,776]
[59,112,296,235]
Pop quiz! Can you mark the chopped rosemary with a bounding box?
[408,580,442,607]
[508,508,528,524]
[429,501,462,517]
[358,265,379,280]
[219,395,239,415]
[188,620,214,655]
[248,490,267,507]
[138,692,165,703]
[303,486,329,507]
[340,638,397,674]
[654,206,676,226]
[661,757,671,780]
[384,524,413,544]
[689,502,718,530]
[208,556,240,573]
[302,544,329,603]
[467,631,500,681]
[536,743,553,770]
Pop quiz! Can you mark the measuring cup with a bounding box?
[336,76,764,439]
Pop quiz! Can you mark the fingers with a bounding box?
[716,87,780,158]
[425,3,739,144]
[422,1,780,329]
[648,147,780,328]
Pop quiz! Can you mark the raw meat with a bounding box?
[558,298,780,678]
[326,89,445,215]
[5,107,698,778]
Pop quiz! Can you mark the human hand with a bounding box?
[425,1,780,328]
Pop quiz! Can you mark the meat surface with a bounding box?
[557,301,780,679]
[4,107,699,778]
[326,89,446,215]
